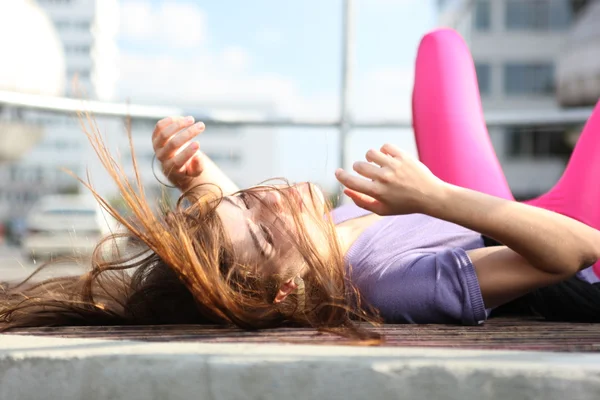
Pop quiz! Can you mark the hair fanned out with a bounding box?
[0,111,380,341]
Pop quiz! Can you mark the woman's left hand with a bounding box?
[335,143,447,215]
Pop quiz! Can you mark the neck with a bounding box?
[334,225,356,255]
[334,213,384,255]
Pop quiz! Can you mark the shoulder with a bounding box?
[352,248,488,325]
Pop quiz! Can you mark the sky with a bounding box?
[116,0,438,191]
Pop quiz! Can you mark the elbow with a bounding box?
[566,237,600,275]
[572,248,600,276]
[583,238,600,270]
[551,253,597,279]
[594,241,600,264]
[585,245,600,270]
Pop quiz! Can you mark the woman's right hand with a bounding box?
[335,143,447,216]
[152,116,206,191]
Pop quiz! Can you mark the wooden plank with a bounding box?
[5,317,600,352]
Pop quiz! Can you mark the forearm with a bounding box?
[426,184,600,276]
[179,152,239,196]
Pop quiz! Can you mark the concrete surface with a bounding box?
[0,245,86,283]
[1,334,600,400]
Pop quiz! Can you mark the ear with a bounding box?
[273,277,299,304]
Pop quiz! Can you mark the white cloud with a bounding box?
[118,52,412,122]
[118,2,336,119]
[120,1,206,49]
[117,52,338,119]
[353,66,414,120]
[117,3,413,122]
[220,47,252,71]
[119,2,153,40]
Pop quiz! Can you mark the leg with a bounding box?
[412,28,514,200]
[525,100,600,276]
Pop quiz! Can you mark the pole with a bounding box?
[339,0,354,176]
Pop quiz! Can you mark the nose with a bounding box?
[261,186,304,211]
[262,189,284,210]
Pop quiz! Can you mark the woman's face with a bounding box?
[216,183,329,282]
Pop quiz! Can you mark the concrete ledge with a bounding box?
[2,334,600,400]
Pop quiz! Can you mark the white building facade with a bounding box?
[557,0,600,107]
[437,0,582,198]
[0,0,121,231]
[34,0,119,101]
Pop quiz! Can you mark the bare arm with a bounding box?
[152,117,239,197]
[427,185,600,307]
[336,144,600,309]
[178,151,239,195]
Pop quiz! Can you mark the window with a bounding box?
[55,20,69,30]
[54,139,69,150]
[54,21,90,32]
[38,0,73,4]
[504,63,555,95]
[67,69,91,79]
[505,0,572,31]
[76,22,91,31]
[505,127,572,158]
[65,45,91,55]
[473,0,491,31]
[475,63,492,96]
[9,166,18,182]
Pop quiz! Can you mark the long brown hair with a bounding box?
[0,113,379,339]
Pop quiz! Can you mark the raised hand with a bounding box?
[335,143,447,215]
[152,116,206,191]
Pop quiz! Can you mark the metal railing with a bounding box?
[0,0,594,165]
[0,88,593,128]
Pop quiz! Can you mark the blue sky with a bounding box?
[117,0,437,190]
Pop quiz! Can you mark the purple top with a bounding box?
[332,204,600,325]
[332,204,488,325]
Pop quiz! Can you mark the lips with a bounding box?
[289,186,304,211]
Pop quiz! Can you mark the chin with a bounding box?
[297,182,325,212]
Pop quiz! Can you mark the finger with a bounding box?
[153,116,195,151]
[353,161,381,180]
[159,121,205,160]
[152,116,174,140]
[380,143,404,158]
[344,189,385,214]
[335,168,377,197]
[163,142,199,172]
[365,149,392,167]
[187,153,204,176]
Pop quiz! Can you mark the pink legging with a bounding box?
[413,28,600,276]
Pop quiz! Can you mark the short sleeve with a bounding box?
[356,248,487,325]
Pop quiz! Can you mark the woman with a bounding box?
[2,115,599,334]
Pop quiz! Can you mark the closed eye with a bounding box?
[239,192,251,209]
[260,224,274,246]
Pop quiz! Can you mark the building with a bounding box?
[34,0,119,101]
[0,98,281,237]
[0,1,281,237]
[557,0,600,107]
[0,0,64,164]
[0,0,119,236]
[437,0,588,199]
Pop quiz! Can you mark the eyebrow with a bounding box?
[222,196,267,258]
[222,196,241,209]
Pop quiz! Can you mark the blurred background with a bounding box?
[0,0,599,270]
